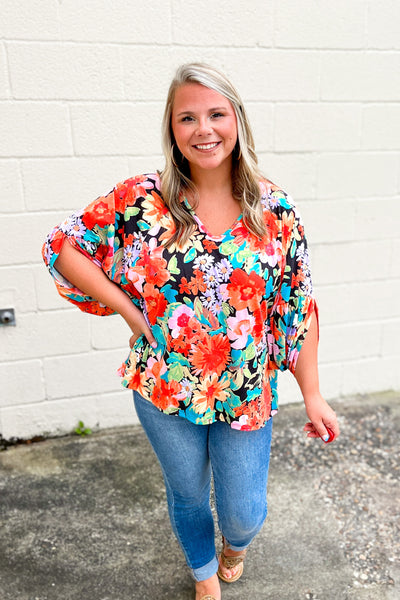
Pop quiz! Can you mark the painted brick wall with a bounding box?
[1,0,399,439]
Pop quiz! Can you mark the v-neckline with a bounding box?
[183,197,242,241]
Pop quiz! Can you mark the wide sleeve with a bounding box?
[42,186,127,316]
[267,201,317,373]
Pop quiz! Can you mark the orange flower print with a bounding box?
[142,191,171,229]
[179,270,207,295]
[120,365,147,396]
[190,333,231,377]
[226,269,266,313]
[203,239,218,253]
[191,373,230,414]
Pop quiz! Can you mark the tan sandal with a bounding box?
[217,537,247,583]
[199,596,217,600]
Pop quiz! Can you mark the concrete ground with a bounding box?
[0,391,398,600]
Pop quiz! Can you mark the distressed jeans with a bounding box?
[133,391,273,581]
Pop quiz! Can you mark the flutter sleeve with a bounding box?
[267,199,318,373]
[42,186,127,316]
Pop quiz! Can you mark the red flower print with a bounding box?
[226,269,265,313]
[263,210,279,242]
[281,210,296,254]
[253,300,268,344]
[135,243,169,287]
[170,335,192,356]
[82,195,114,230]
[191,333,231,377]
[48,229,65,255]
[152,379,182,410]
[143,283,168,324]
[114,175,149,210]
[230,222,252,247]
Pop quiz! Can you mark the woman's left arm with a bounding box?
[294,311,340,441]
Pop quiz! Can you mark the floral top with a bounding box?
[42,173,316,431]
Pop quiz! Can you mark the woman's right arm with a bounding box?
[55,240,156,348]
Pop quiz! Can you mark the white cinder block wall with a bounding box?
[1,0,399,439]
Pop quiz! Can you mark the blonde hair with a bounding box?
[160,63,266,247]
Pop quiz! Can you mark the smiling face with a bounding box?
[171,83,238,180]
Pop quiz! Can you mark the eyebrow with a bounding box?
[176,106,229,117]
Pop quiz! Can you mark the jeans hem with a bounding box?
[224,541,249,552]
[192,555,219,582]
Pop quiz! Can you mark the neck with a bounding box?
[190,162,233,197]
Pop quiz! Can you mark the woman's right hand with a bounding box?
[128,308,157,349]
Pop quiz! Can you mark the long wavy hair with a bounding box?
[160,63,266,247]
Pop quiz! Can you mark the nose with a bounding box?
[196,117,213,136]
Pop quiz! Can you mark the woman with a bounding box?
[43,63,339,600]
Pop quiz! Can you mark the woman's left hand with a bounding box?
[303,393,340,442]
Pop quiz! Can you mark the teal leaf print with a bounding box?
[160,285,178,304]
[137,220,151,231]
[184,247,197,263]
[166,352,190,367]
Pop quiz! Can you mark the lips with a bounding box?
[193,142,220,150]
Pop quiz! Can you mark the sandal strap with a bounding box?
[200,596,217,600]
[220,551,246,569]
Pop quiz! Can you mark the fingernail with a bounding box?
[151,342,157,349]
[323,434,330,442]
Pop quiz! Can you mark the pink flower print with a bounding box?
[145,356,167,380]
[267,332,280,362]
[231,415,249,430]
[219,283,229,301]
[168,305,195,338]
[126,268,145,294]
[260,241,279,268]
[227,308,256,349]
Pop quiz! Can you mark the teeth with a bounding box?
[195,142,218,150]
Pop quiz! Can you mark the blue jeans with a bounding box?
[133,391,273,581]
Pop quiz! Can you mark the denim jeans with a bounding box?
[133,391,273,582]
